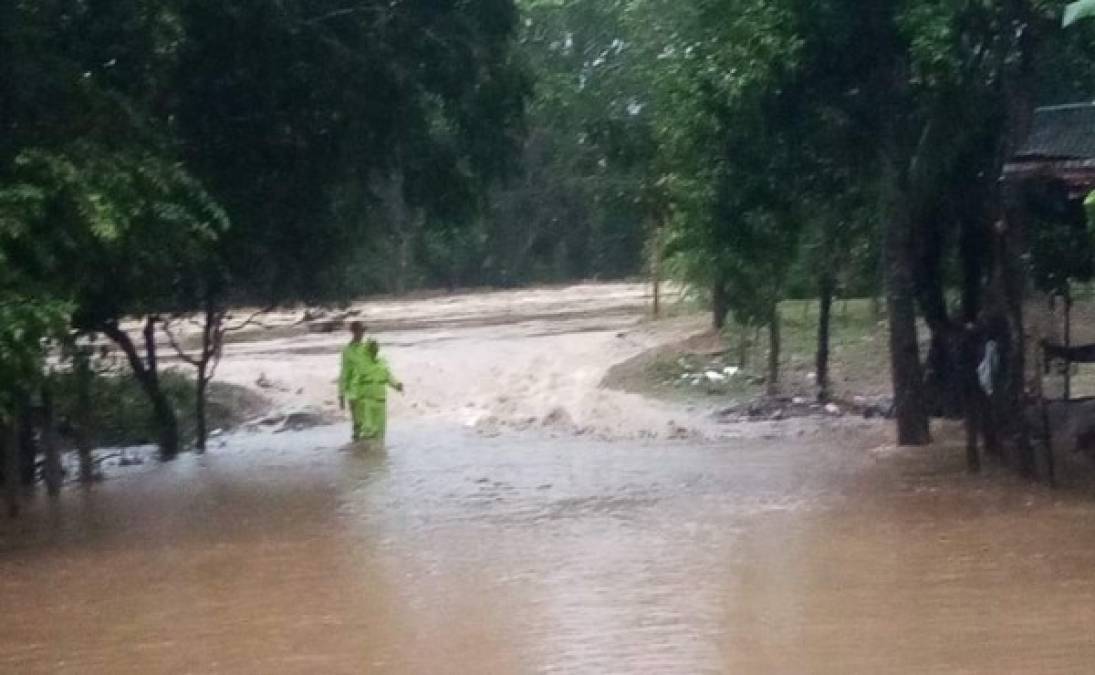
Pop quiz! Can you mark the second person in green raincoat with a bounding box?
[358,339,402,445]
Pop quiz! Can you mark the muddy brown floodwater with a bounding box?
[7,283,1095,673]
[4,422,1095,674]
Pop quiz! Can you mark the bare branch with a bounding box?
[161,320,201,367]
[224,305,278,332]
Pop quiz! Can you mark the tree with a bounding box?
[473,0,655,287]
[0,146,227,460]
[646,0,806,395]
[0,294,70,514]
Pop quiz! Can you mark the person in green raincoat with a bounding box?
[359,339,402,445]
[338,322,402,444]
[339,321,371,441]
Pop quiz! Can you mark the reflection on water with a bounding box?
[4,424,1095,673]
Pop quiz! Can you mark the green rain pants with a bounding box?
[350,397,387,443]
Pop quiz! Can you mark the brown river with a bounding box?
[4,424,1095,674]
[4,284,1095,673]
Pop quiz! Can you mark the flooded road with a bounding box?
[5,423,1095,674]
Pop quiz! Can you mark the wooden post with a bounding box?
[1064,284,1073,401]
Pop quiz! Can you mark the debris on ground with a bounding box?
[714,396,894,423]
[248,407,336,433]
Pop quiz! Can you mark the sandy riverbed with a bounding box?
[171,282,881,444]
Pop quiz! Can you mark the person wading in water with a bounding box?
[359,339,403,446]
[339,322,403,446]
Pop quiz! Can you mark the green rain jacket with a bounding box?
[340,343,399,401]
[339,342,374,401]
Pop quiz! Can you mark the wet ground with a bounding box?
[5,422,1095,674]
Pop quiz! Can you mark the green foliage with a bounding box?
[647,0,806,326]
[0,145,227,326]
[0,295,71,421]
[1064,0,1095,26]
[171,0,529,303]
[473,0,655,286]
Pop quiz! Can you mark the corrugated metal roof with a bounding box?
[1018,103,1095,160]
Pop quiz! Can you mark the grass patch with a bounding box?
[605,298,892,405]
[51,369,269,449]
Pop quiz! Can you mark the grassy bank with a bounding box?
[605,298,892,407]
[51,370,269,449]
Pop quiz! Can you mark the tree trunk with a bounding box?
[74,348,96,483]
[651,226,662,319]
[816,269,835,402]
[922,328,966,419]
[648,246,657,319]
[738,321,749,369]
[959,212,986,324]
[886,206,931,446]
[193,301,219,453]
[42,379,61,497]
[17,394,36,486]
[767,304,781,397]
[999,214,1034,475]
[712,279,729,331]
[995,0,1037,476]
[195,362,209,452]
[103,318,179,461]
[914,208,965,419]
[4,423,18,517]
[960,325,983,472]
